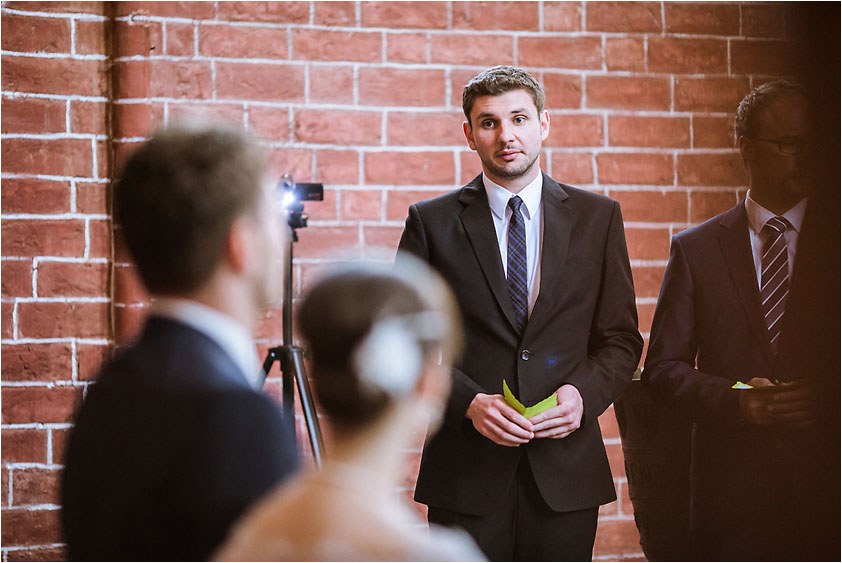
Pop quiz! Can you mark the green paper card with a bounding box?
[732,381,753,389]
[503,380,558,419]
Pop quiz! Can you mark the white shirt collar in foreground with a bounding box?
[150,297,263,389]
[483,171,543,221]
[745,191,808,235]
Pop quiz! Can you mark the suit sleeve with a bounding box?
[642,235,740,425]
[563,201,643,427]
[397,204,484,430]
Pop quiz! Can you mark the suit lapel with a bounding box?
[458,176,519,332]
[523,175,571,341]
[717,203,775,368]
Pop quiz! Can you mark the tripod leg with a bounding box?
[290,347,325,467]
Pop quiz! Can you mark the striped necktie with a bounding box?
[507,196,528,334]
[760,216,789,353]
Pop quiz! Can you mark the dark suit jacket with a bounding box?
[61,317,298,561]
[398,173,642,515]
[643,200,838,560]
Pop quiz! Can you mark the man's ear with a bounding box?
[463,120,476,151]
[738,135,752,168]
[540,110,550,141]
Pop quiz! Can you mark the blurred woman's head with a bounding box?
[298,254,462,435]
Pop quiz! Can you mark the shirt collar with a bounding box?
[150,297,262,389]
[483,171,544,220]
[745,192,808,235]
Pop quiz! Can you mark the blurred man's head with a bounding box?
[736,80,811,210]
[116,122,285,314]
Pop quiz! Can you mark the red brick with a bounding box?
[675,77,750,112]
[694,115,735,149]
[551,153,594,185]
[2,386,82,424]
[2,302,14,339]
[387,112,464,146]
[1,15,71,53]
[637,302,656,335]
[648,37,728,74]
[365,151,454,185]
[386,189,450,221]
[75,19,108,56]
[76,182,108,215]
[1,342,72,382]
[309,65,354,104]
[149,60,212,99]
[587,2,661,32]
[609,116,690,148]
[362,1,447,28]
[632,265,667,299]
[1,138,93,177]
[112,59,150,100]
[600,499,619,518]
[5,1,103,14]
[1,260,33,298]
[294,109,381,145]
[77,342,110,381]
[115,1,214,19]
[606,37,646,72]
[112,19,160,57]
[1,56,106,97]
[1,178,71,215]
[2,469,8,506]
[741,4,786,38]
[293,29,381,63]
[519,36,602,69]
[314,150,359,186]
[37,261,109,298]
[6,546,68,562]
[386,33,427,64]
[0,508,62,547]
[96,139,110,180]
[359,68,445,107]
[88,219,111,259]
[245,106,288,143]
[18,302,108,339]
[2,220,86,258]
[664,2,739,35]
[11,468,61,506]
[216,62,305,102]
[690,190,739,222]
[1,429,48,465]
[114,304,149,347]
[199,24,288,59]
[600,405,619,441]
[452,1,538,30]
[51,427,73,466]
[598,154,674,186]
[1,97,66,134]
[544,1,582,31]
[217,1,309,23]
[165,22,195,56]
[611,190,687,222]
[543,74,582,109]
[70,101,106,135]
[677,153,746,187]
[112,103,155,139]
[295,226,361,259]
[314,1,356,26]
[340,190,383,221]
[606,441,626,478]
[545,113,603,148]
[593,519,643,558]
[731,40,797,76]
[430,34,514,66]
[266,147,313,182]
[168,102,244,127]
[362,225,405,253]
[587,76,670,110]
[625,228,671,261]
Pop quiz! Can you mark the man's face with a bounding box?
[463,89,549,187]
[744,95,811,202]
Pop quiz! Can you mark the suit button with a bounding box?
[521,349,531,361]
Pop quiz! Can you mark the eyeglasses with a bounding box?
[749,137,807,155]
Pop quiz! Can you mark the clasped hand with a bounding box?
[466,384,583,447]
[739,378,817,428]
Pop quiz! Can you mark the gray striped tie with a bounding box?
[760,216,789,353]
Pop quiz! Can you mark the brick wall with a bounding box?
[1,2,796,560]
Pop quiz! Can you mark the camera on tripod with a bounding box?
[278,174,324,234]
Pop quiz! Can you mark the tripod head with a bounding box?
[278,174,324,239]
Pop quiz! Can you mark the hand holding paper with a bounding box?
[529,384,584,439]
[466,392,534,447]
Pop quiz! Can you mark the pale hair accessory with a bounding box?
[351,311,447,397]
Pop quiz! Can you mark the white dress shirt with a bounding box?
[151,297,263,389]
[744,192,808,288]
[483,172,543,317]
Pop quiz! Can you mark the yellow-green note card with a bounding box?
[503,380,557,419]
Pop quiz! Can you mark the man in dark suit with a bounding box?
[643,81,837,560]
[61,123,298,560]
[398,66,642,561]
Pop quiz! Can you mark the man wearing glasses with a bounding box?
[642,80,833,560]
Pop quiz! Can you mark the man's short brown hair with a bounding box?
[734,80,806,142]
[462,65,545,123]
[115,122,267,295]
